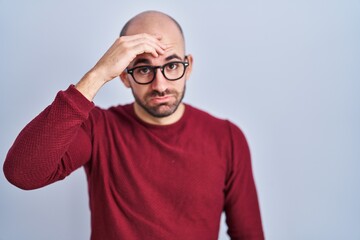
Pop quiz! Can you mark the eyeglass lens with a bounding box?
[132,62,186,84]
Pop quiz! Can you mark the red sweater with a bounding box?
[4,85,264,240]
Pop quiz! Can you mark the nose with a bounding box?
[150,68,168,93]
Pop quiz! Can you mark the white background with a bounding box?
[1,1,359,239]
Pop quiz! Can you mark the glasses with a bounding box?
[126,57,189,85]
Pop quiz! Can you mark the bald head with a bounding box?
[120,11,184,40]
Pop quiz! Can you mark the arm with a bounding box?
[224,122,265,240]
[3,86,94,190]
[3,34,166,190]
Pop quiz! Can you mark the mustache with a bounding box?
[147,90,174,98]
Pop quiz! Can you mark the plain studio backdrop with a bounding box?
[1,1,359,239]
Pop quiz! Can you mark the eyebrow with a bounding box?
[132,54,183,67]
[132,58,151,67]
[165,54,182,62]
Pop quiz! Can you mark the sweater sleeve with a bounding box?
[224,122,265,240]
[3,85,95,190]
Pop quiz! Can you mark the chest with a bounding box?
[91,122,230,207]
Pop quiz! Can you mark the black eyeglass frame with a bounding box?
[126,56,189,85]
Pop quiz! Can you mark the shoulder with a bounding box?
[85,103,134,128]
[90,103,131,117]
[185,104,248,141]
[185,104,234,128]
[185,104,240,137]
[185,104,227,124]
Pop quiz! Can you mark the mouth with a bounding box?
[149,95,173,104]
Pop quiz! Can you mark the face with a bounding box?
[120,14,193,121]
[127,53,189,118]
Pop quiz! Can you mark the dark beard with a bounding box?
[132,86,186,118]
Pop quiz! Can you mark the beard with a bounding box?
[132,85,186,118]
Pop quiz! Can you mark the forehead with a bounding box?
[125,13,185,52]
[131,53,184,68]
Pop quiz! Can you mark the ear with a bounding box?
[184,54,193,81]
[120,71,131,88]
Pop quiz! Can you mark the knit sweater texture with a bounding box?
[4,85,264,240]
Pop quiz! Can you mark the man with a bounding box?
[3,10,264,240]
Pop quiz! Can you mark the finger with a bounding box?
[132,43,162,58]
[125,38,166,56]
[122,33,166,50]
[122,33,162,41]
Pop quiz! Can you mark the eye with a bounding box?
[135,66,152,75]
[165,62,179,71]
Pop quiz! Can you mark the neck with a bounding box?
[133,103,185,125]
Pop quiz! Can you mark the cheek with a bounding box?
[131,84,149,97]
[175,79,187,91]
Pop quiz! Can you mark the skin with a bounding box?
[75,11,193,125]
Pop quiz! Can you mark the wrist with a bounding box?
[75,70,107,101]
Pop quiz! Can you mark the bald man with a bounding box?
[4,11,265,240]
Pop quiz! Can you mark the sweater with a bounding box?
[4,85,264,240]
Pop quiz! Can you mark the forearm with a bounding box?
[3,86,94,190]
[75,69,107,102]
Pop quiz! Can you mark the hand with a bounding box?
[75,33,166,101]
[91,33,166,82]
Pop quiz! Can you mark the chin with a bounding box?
[147,104,178,118]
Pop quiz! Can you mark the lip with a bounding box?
[149,95,173,104]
